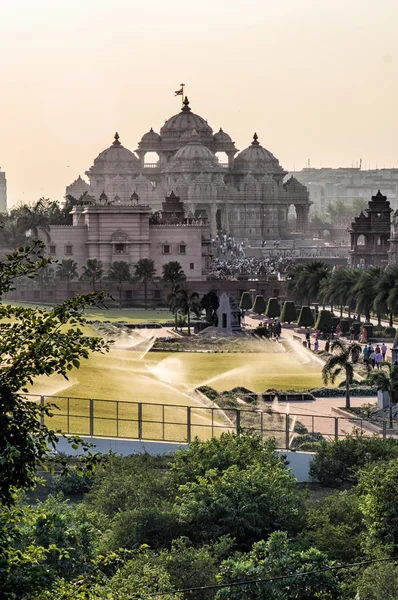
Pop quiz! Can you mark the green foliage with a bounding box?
[171,435,302,549]
[280,300,297,323]
[297,306,314,327]
[81,259,103,291]
[356,562,398,599]
[357,459,398,556]
[297,490,364,562]
[239,291,252,310]
[215,531,341,599]
[201,290,219,323]
[322,340,362,409]
[50,469,93,495]
[252,294,266,315]
[315,309,333,332]
[134,258,156,309]
[162,261,185,285]
[310,434,398,487]
[265,297,280,318]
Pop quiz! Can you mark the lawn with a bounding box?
[3,301,174,323]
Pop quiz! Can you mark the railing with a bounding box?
[26,394,394,449]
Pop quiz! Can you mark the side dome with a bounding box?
[160,97,213,138]
[88,133,140,173]
[214,127,232,142]
[234,133,285,175]
[140,127,161,143]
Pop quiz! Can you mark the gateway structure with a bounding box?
[66,97,310,242]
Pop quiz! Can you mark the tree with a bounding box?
[0,243,109,507]
[265,297,280,318]
[162,261,185,287]
[35,264,54,299]
[177,289,202,335]
[280,301,297,323]
[56,259,78,297]
[239,292,252,311]
[357,458,398,556]
[107,261,131,308]
[215,531,341,599]
[356,562,398,599]
[166,283,183,331]
[354,266,383,322]
[375,264,398,327]
[315,309,333,332]
[368,362,398,429]
[252,295,267,315]
[15,199,51,241]
[134,258,156,309]
[81,258,104,292]
[201,290,219,324]
[297,306,314,328]
[322,340,362,409]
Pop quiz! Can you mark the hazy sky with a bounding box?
[1,0,397,206]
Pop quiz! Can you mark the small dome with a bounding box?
[214,127,232,142]
[160,97,213,138]
[91,133,140,169]
[140,127,161,143]
[174,133,218,163]
[234,133,284,174]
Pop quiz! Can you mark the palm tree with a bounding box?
[368,363,398,429]
[166,284,183,331]
[81,259,104,291]
[56,259,78,297]
[135,258,156,309]
[286,263,309,304]
[177,289,201,335]
[201,290,220,324]
[322,340,362,409]
[35,265,54,300]
[162,261,185,287]
[375,265,398,327]
[108,261,131,308]
[16,200,51,241]
[305,261,331,306]
[332,268,361,317]
[354,266,383,322]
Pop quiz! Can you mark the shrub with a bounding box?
[50,469,93,495]
[265,297,280,318]
[339,319,351,334]
[293,421,308,434]
[315,310,333,332]
[280,301,297,324]
[331,316,340,330]
[309,434,398,487]
[362,322,373,338]
[197,385,219,401]
[239,292,252,310]
[290,432,325,450]
[252,295,267,315]
[297,306,314,328]
[254,326,269,338]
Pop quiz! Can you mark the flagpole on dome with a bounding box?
[174,83,185,106]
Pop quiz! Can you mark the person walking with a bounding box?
[314,338,319,351]
[375,350,383,370]
[363,344,371,367]
[369,349,376,369]
[381,342,387,361]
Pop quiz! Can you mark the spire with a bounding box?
[113,132,121,146]
[182,96,191,112]
[252,132,259,146]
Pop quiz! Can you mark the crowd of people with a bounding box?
[209,256,295,280]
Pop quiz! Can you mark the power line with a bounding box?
[136,555,398,598]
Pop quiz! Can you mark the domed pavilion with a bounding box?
[67,97,310,240]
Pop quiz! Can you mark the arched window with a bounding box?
[356,234,366,246]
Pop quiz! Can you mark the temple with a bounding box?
[349,190,392,267]
[66,97,311,241]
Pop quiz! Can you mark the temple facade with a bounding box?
[349,191,392,267]
[66,97,311,242]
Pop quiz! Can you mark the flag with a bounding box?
[175,87,183,96]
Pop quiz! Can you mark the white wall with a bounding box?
[55,436,315,482]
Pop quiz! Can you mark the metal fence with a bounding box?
[26,393,393,450]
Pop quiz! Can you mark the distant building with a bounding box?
[291,167,398,214]
[349,191,392,267]
[0,169,7,212]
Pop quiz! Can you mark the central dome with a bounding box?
[160,97,213,138]
[174,133,218,162]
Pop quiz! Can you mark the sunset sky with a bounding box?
[1,0,397,206]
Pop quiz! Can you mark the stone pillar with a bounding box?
[227,152,235,169]
[209,204,218,238]
[302,205,310,235]
[295,205,303,233]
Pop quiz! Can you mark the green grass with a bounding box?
[3,301,174,323]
